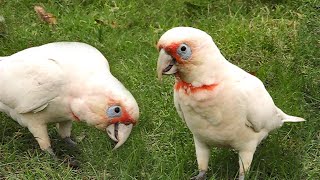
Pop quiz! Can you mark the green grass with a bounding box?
[0,0,319,179]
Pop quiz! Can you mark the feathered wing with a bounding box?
[241,75,305,132]
[0,56,65,113]
[234,75,282,132]
[0,42,112,114]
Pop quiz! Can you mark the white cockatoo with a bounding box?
[0,42,139,159]
[156,27,305,180]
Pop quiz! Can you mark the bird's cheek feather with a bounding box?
[164,43,184,63]
[109,112,136,125]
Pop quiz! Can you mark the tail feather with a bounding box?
[276,107,306,123]
[282,115,306,122]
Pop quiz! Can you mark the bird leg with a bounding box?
[27,123,58,160]
[57,121,77,147]
[191,136,210,180]
[56,121,80,168]
[28,124,51,150]
[238,150,255,180]
[63,137,77,147]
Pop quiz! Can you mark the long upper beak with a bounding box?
[106,123,133,150]
[157,49,177,81]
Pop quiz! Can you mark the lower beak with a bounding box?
[106,123,133,150]
[157,49,177,81]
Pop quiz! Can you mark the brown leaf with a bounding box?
[34,5,57,25]
[110,21,118,28]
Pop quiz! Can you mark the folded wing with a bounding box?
[0,56,65,113]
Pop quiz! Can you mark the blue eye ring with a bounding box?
[107,105,122,118]
[177,43,192,60]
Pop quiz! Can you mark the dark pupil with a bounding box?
[180,46,186,51]
[114,107,120,113]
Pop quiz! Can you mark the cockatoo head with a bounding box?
[157,27,223,84]
[69,77,139,149]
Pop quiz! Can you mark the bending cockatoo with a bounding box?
[0,42,139,159]
[156,27,305,180]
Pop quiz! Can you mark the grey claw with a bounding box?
[191,170,207,180]
[64,156,80,169]
[63,137,77,147]
[44,147,58,161]
[45,146,79,169]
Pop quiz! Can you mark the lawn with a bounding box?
[0,0,319,179]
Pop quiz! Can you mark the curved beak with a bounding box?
[106,123,133,150]
[157,49,177,81]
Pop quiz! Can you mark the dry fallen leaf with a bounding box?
[110,21,118,28]
[34,5,57,25]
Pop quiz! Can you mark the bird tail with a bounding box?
[282,115,306,122]
[277,107,306,123]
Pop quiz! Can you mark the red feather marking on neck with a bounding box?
[175,80,219,94]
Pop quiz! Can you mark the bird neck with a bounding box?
[176,53,230,86]
[174,79,219,94]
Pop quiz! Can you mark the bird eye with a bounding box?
[114,107,120,113]
[107,105,122,118]
[177,43,192,60]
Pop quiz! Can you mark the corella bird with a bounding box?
[156,27,305,180]
[0,42,139,159]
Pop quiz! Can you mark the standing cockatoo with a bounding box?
[0,42,139,159]
[156,27,305,180]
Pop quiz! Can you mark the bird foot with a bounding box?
[43,141,79,169]
[63,155,80,169]
[63,137,77,148]
[191,170,207,180]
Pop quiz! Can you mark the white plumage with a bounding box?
[0,42,139,157]
[156,27,304,180]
